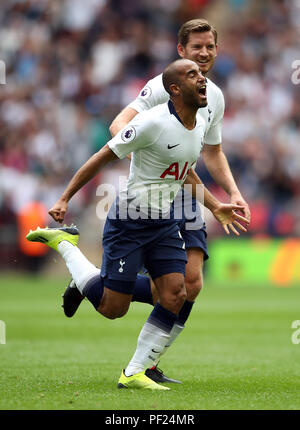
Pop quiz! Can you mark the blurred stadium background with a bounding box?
[1,0,300,412]
[0,0,300,287]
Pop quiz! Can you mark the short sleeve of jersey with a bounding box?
[128,74,169,113]
[107,112,160,159]
[204,90,225,146]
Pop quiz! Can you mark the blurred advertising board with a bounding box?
[205,238,300,287]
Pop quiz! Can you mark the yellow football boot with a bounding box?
[118,370,170,390]
[26,225,79,251]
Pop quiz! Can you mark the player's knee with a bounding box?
[101,308,128,320]
[177,284,187,306]
[162,280,186,308]
[185,273,203,301]
[173,282,187,310]
[98,303,129,320]
[150,280,158,305]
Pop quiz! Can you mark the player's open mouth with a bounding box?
[198,60,209,67]
[198,84,207,99]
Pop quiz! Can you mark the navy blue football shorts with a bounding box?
[171,189,209,261]
[100,203,187,295]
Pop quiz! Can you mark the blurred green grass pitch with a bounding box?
[1,274,300,410]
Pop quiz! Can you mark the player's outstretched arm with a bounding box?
[201,143,251,223]
[109,107,139,137]
[49,145,118,223]
[184,168,248,236]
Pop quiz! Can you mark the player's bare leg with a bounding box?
[152,273,187,314]
[145,248,204,382]
[121,272,186,389]
[59,244,203,384]
[150,248,204,303]
[184,248,204,299]
[97,288,132,320]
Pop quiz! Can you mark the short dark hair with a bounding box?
[178,18,218,46]
[162,58,193,96]
[162,60,181,96]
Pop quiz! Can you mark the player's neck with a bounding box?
[172,101,197,130]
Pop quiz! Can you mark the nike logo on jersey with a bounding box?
[167,144,180,149]
[151,348,160,353]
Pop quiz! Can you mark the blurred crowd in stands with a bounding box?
[0,0,299,269]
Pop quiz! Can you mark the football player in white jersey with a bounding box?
[107,18,251,383]
[27,59,248,390]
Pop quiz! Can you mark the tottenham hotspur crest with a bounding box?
[119,259,125,273]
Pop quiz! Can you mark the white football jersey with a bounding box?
[128,73,225,146]
[108,102,206,215]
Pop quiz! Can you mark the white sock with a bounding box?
[125,322,171,376]
[57,241,100,294]
[153,323,184,366]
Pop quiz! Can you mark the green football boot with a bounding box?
[117,370,170,390]
[26,224,79,251]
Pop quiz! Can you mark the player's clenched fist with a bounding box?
[48,199,68,223]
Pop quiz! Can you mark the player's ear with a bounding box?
[213,43,218,59]
[170,83,180,96]
[177,43,185,58]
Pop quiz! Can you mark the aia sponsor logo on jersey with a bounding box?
[160,162,190,180]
